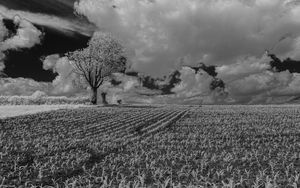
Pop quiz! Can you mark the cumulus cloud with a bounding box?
[108,66,228,105]
[171,67,213,98]
[287,36,300,59]
[0,15,8,41]
[0,54,5,72]
[119,53,300,104]
[0,16,8,71]
[0,54,85,97]
[42,54,60,71]
[220,66,300,104]
[217,55,271,82]
[0,15,52,97]
[51,57,84,95]
[100,73,141,104]
[3,0,300,104]
[276,73,300,96]
[71,0,300,104]
[74,0,300,76]
[159,67,226,104]
[42,55,86,96]
[41,54,142,101]
[0,15,42,51]
[0,77,52,96]
[0,15,43,72]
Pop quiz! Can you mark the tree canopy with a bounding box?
[67,32,126,104]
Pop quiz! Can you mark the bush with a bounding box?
[0,95,90,105]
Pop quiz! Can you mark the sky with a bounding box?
[1,0,300,104]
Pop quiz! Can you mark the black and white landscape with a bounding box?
[1,0,300,187]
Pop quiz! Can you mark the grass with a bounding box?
[0,105,299,187]
[0,95,90,105]
[0,105,85,119]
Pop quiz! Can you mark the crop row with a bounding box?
[1,107,168,141]
[2,105,300,187]
[0,105,189,187]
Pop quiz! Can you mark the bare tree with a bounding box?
[67,32,126,105]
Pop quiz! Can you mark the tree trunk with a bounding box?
[91,88,98,105]
[101,92,108,105]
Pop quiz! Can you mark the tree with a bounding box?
[67,32,126,105]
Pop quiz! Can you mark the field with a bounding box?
[0,105,85,119]
[0,105,300,187]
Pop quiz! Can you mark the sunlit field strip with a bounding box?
[0,105,86,119]
[0,107,150,140]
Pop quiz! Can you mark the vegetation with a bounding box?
[0,105,300,187]
[67,32,127,105]
[0,95,89,105]
[0,105,84,119]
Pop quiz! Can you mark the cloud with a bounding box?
[41,54,144,101]
[4,51,300,105]
[0,53,87,97]
[164,66,227,104]
[73,0,300,104]
[0,15,8,71]
[222,68,300,104]
[74,0,300,77]
[100,73,141,104]
[42,54,60,71]
[171,67,213,98]
[110,66,228,105]
[0,15,43,72]
[0,53,4,71]
[217,55,271,82]
[276,73,300,96]
[3,0,300,105]
[287,36,300,59]
[0,77,52,96]
[0,15,8,41]
[0,5,94,36]
[51,57,82,95]
[0,15,42,51]
[0,54,86,97]
[42,55,85,95]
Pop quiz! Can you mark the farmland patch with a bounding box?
[1,105,300,187]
